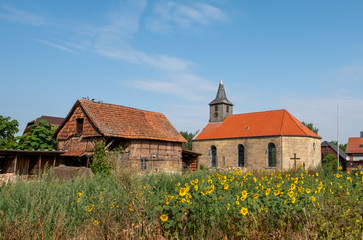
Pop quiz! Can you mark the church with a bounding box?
[192,81,322,171]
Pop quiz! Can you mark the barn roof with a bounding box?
[26,115,64,127]
[194,109,321,141]
[346,137,363,154]
[321,141,348,159]
[54,99,187,143]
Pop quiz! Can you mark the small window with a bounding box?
[141,159,147,170]
[215,105,218,111]
[226,106,229,113]
[76,118,84,136]
[214,112,218,117]
[359,144,363,148]
[268,143,276,167]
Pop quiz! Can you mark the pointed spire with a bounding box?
[209,80,233,106]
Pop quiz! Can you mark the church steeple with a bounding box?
[209,80,233,123]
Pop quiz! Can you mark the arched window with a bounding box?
[268,143,276,167]
[210,145,217,167]
[238,144,244,168]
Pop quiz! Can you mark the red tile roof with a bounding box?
[346,138,363,154]
[194,109,321,141]
[55,99,186,143]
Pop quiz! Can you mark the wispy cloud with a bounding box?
[35,39,75,53]
[146,1,228,33]
[0,5,46,26]
[130,73,216,102]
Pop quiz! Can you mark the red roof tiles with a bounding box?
[346,137,363,154]
[55,99,186,143]
[194,109,321,141]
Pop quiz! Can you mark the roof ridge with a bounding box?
[79,99,159,114]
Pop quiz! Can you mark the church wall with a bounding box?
[193,136,321,171]
[193,136,282,170]
[281,136,321,170]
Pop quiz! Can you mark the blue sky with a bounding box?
[1,0,363,143]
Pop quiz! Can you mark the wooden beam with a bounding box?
[53,155,56,167]
[38,155,42,176]
[13,154,18,174]
[86,156,90,168]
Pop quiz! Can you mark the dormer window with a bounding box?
[76,118,84,136]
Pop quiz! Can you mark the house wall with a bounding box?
[128,140,183,173]
[193,136,321,170]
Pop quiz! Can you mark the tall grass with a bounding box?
[0,167,362,239]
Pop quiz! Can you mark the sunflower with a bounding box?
[160,214,168,222]
[242,190,248,197]
[194,185,199,191]
[274,190,282,196]
[224,184,229,190]
[290,184,296,190]
[93,220,99,226]
[179,188,187,197]
[291,197,296,204]
[287,190,294,198]
[306,188,311,194]
[88,204,94,212]
[240,207,248,216]
[252,194,259,199]
[311,196,316,202]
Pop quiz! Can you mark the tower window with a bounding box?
[215,105,218,111]
[227,106,229,112]
[76,118,84,136]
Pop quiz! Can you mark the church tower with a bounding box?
[209,80,233,122]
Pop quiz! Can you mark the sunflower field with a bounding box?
[0,166,362,239]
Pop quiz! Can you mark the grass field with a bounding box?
[0,166,362,239]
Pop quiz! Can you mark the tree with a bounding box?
[322,153,344,172]
[180,130,199,151]
[302,121,319,134]
[329,141,347,152]
[13,119,57,150]
[0,115,19,148]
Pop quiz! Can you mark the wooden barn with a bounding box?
[53,99,196,173]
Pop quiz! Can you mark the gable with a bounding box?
[194,109,321,141]
[54,102,102,140]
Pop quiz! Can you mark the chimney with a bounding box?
[360,131,363,138]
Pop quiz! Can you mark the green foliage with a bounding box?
[13,119,56,150]
[179,130,199,151]
[330,140,347,152]
[302,121,319,134]
[322,153,345,172]
[89,141,112,176]
[0,168,363,238]
[0,115,19,148]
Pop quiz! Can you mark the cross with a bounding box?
[290,153,300,170]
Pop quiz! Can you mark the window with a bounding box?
[141,159,147,170]
[238,144,244,168]
[215,105,218,111]
[359,144,363,148]
[76,118,84,136]
[210,145,217,167]
[227,106,229,113]
[214,112,218,117]
[268,143,276,167]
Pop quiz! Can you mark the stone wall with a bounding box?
[193,136,321,171]
[281,136,321,170]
